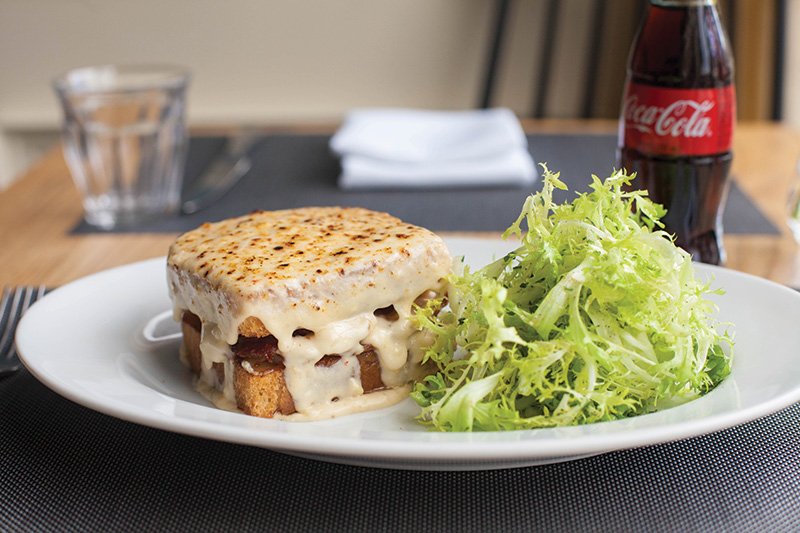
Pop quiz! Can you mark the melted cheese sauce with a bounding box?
[196,377,411,421]
[183,292,429,419]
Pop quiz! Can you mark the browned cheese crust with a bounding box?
[167,207,449,338]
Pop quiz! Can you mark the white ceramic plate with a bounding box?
[16,237,800,470]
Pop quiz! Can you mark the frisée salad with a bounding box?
[412,167,733,432]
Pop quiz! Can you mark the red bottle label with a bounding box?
[621,82,735,156]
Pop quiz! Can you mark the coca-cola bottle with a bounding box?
[617,0,735,265]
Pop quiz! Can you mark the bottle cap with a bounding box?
[651,0,716,6]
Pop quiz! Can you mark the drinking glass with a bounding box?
[54,65,190,229]
[788,157,800,243]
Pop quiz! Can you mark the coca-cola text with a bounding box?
[624,95,713,138]
[622,83,734,157]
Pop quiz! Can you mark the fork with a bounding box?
[0,286,47,377]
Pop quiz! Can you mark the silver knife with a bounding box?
[181,133,258,215]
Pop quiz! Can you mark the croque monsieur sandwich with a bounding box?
[167,207,452,420]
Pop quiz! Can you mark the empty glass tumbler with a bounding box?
[54,65,190,229]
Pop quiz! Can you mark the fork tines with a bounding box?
[0,285,47,376]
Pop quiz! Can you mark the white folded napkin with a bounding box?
[330,108,537,189]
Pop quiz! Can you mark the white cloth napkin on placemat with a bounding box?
[330,108,537,189]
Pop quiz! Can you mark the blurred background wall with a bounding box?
[0,0,796,188]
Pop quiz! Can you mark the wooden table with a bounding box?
[1,120,799,287]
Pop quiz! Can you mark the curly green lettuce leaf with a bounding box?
[412,166,733,432]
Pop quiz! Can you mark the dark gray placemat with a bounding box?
[72,134,779,236]
[1,368,799,531]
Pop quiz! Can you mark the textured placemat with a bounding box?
[72,134,779,235]
[1,368,799,532]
